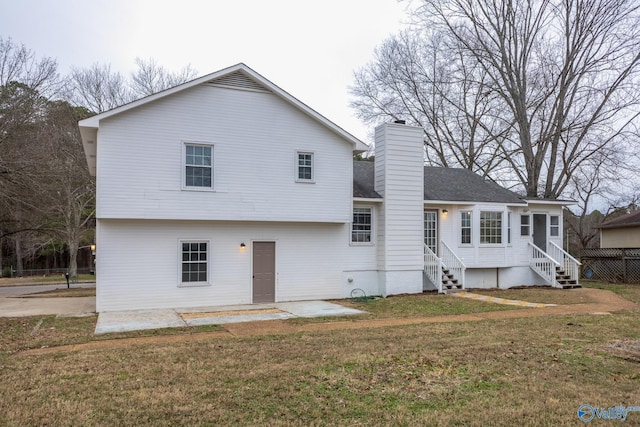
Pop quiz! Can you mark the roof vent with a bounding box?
[394,119,406,125]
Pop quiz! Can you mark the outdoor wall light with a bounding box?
[90,244,96,252]
[442,209,448,216]
[240,243,246,248]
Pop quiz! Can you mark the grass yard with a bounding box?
[0,283,639,426]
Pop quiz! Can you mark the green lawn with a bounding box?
[0,283,638,426]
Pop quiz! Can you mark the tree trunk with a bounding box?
[14,235,23,276]
[68,239,79,278]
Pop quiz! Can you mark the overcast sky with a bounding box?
[1,0,408,143]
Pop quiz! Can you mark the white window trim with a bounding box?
[295,150,315,183]
[350,206,374,246]
[479,210,504,246]
[459,210,473,247]
[178,239,211,287]
[182,141,215,191]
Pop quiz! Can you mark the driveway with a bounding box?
[0,284,96,317]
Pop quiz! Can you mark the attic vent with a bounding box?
[205,71,269,92]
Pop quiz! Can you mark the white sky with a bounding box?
[1,0,408,143]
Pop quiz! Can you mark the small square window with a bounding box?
[296,152,313,181]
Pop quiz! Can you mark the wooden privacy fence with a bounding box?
[580,248,640,284]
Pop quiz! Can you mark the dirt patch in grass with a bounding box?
[473,286,595,305]
[17,287,96,298]
[181,308,284,319]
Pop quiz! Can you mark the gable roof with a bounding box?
[598,209,640,229]
[79,63,369,175]
[423,167,525,204]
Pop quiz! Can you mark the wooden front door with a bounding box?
[252,242,275,303]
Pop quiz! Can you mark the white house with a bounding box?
[79,63,580,312]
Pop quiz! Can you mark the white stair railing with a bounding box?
[528,242,561,287]
[548,241,581,284]
[441,240,466,290]
[424,244,443,293]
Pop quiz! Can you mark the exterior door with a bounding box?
[533,214,547,252]
[253,241,275,303]
[424,210,438,255]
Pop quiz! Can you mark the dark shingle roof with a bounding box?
[353,161,381,198]
[423,167,525,204]
[598,210,640,229]
[353,161,525,204]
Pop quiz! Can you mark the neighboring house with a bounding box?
[79,63,579,312]
[598,210,640,248]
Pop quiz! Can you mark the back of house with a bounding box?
[80,64,578,312]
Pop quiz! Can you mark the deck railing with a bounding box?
[528,242,561,287]
[548,241,581,284]
[441,240,466,290]
[424,244,443,293]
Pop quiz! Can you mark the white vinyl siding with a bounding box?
[96,85,352,222]
[351,207,373,243]
[96,220,352,312]
[480,211,502,244]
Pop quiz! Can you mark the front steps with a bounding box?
[442,268,463,293]
[556,266,581,289]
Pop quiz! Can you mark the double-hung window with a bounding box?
[480,211,502,244]
[184,143,213,189]
[520,215,530,236]
[550,215,560,237]
[181,241,209,284]
[296,152,314,182]
[460,211,472,245]
[352,207,372,243]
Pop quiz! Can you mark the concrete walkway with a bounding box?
[0,284,96,317]
[451,291,558,308]
[95,301,367,334]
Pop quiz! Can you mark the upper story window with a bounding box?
[296,151,314,182]
[352,207,372,243]
[480,211,502,244]
[520,214,530,236]
[460,211,472,245]
[550,215,560,236]
[184,143,213,189]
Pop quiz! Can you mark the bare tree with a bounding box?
[131,57,197,96]
[67,63,132,114]
[352,0,640,198]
